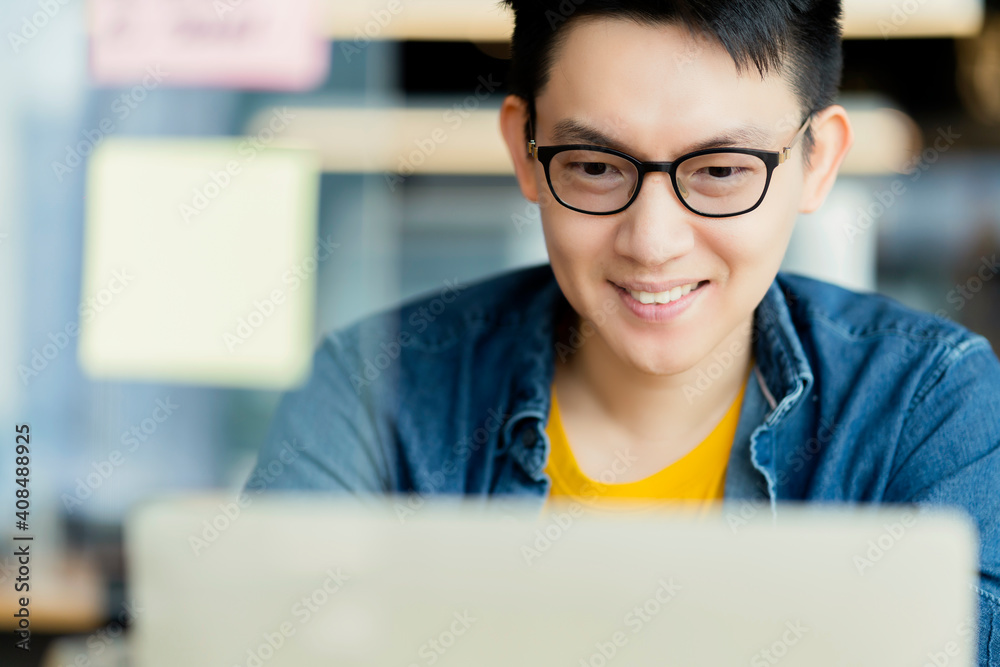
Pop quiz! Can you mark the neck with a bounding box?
[556,315,755,445]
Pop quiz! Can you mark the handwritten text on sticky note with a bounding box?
[89,0,329,90]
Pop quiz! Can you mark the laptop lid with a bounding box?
[125,495,978,667]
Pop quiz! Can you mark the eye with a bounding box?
[703,166,748,179]
[570,161,619,177]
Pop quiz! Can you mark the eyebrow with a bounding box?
[549,118,775,156]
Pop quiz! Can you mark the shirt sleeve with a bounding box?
[240,333,398,496]
[885,335,1000,666]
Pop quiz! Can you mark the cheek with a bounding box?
[542,212,614,275]
[761,164,805,238]
[711,179,801,273]
[542,214,620,317]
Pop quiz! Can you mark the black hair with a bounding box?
[499,0,843,166]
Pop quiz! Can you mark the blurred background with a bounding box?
[1,0,999,664]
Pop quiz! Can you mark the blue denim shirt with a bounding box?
[245,263,1000,664]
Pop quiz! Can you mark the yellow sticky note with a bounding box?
[80,138,322,388]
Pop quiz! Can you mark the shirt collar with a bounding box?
[499,268,815,480]
[752,275,815,428]
[499,268,564,476]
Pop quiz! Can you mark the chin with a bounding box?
[616,340,697,377]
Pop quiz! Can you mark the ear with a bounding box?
[799,104,854,214]
[499,94,540,203]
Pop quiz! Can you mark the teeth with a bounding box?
[629,282,701,305]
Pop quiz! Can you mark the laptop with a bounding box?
[125,494,979,666]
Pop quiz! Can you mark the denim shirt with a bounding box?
[244,263,1000,664]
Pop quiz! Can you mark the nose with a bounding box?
[613,172,696,267]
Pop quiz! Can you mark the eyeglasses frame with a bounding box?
[526,112,814,218]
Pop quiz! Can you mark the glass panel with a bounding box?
[549,149,639,213]
[676,152,768,215]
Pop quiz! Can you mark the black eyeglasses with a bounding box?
[527,114,813,217]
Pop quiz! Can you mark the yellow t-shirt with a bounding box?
[543,365,751,513]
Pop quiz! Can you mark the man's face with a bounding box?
[530,17,810,376]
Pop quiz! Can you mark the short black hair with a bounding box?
[499,0,844,166]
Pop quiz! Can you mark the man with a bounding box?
[244,1,1000,662]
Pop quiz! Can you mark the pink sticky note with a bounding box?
[89,0,330,91]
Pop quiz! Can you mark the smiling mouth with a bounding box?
[613,280,709,305]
